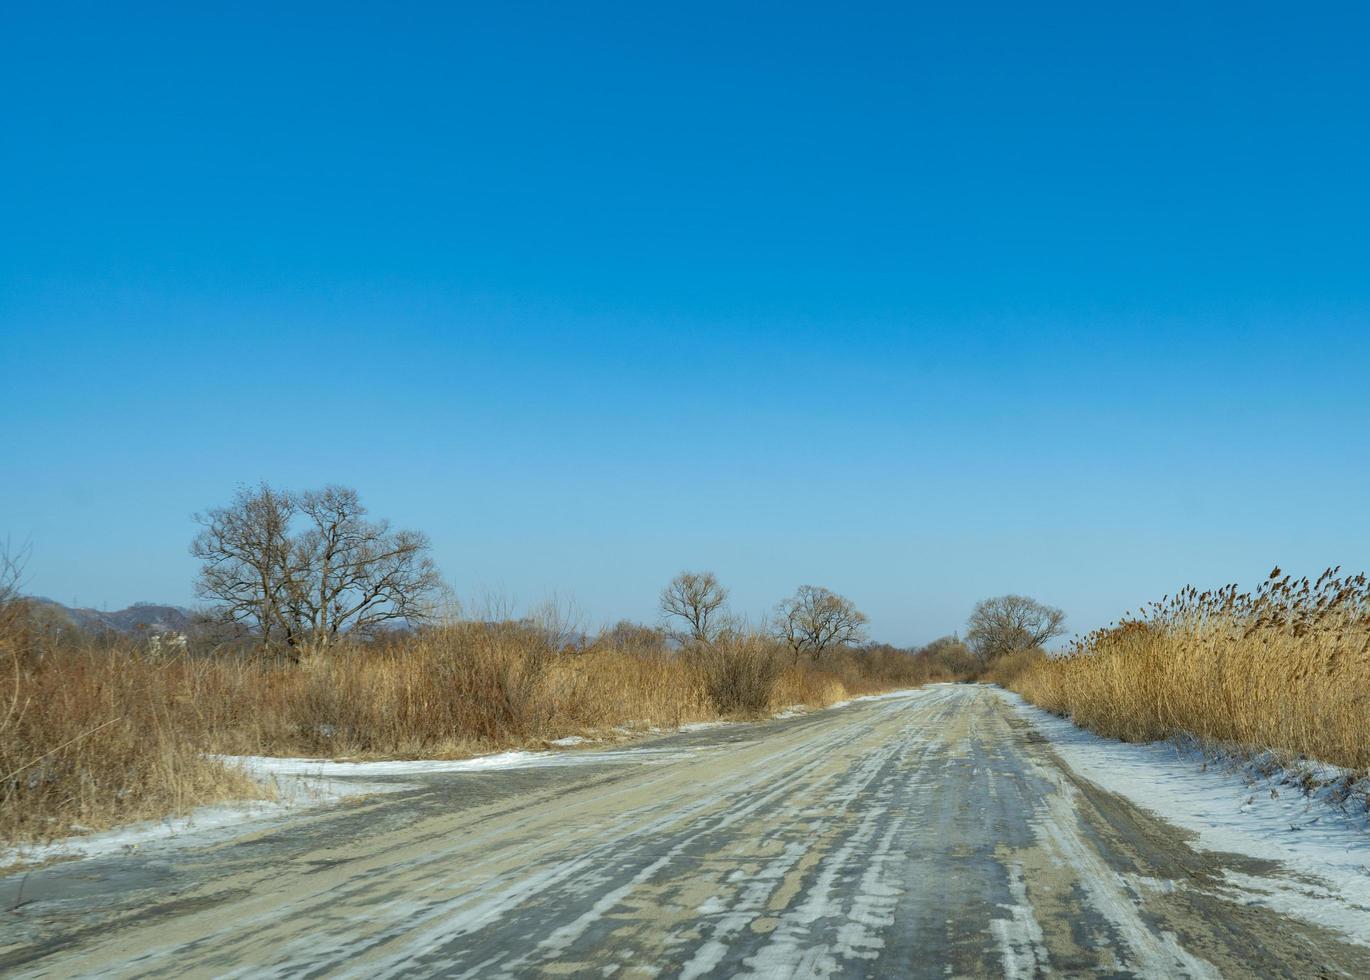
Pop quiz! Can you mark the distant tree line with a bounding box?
[183,485,1065,669]
[658,571,869,663]
[657,569,1064,667]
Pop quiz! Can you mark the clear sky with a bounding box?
[3,2,1368,645]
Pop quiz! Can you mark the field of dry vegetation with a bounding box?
[0,608,958,846]
[999,567,1370,777]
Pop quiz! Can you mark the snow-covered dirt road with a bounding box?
[4,684,1368,978]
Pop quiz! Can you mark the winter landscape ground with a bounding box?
[4,559,1369,978]
[7,4,1369,977]
[4,684,1368,978]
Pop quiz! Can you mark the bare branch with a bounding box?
[770,585,868,662]
[659,571,730,646]
[191,484,446,654]
[965,595,1065,666]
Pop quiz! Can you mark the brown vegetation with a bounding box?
[1005,567,1370,772]
[1,607,960,846]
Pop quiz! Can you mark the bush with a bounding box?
[689,634,787,715]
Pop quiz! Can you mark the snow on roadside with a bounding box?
[994,688,1370,947]
[225,744,701,781]
[228,750,552,778]
[548,735,590,747]
[850,687,934,701]
[1,792,335,870]
[0,746,687,870]
[0,757,405,869]
[826,687,932,710]
[1,685,932,872]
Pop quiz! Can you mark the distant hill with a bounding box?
[27,598,195,637]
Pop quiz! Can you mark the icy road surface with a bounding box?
[4,684,1368,978]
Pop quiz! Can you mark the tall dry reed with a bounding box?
[1009,567,1370,771]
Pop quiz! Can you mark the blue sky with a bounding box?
[3,2,1368,644]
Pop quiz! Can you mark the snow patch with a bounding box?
[226,751,554,778]
[849,687,935,702]
[226,744,701,784]
[996,688,1370,948]
[0,784,353,870]
[990,862,1048,980]
[826,687,941,711]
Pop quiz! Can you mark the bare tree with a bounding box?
[0,538,26,610]
[772,585,868,662]
[192,484,445,655]
[0,539,31,645]
[0,540,26,735]
[192,484,297,648]
[965,595,1065,665]
[660,571,730,645]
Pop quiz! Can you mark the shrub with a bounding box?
[689,634,787,715]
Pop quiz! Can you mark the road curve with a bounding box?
[3,684,1367,978]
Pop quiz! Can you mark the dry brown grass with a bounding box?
[0,634,265,844]
[982,647,1048,688]
[1,614,945,845]
[1007,567,1370,771]
[688,634,789,715]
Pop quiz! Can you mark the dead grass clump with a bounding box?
[545,648,711,733]
[689,634,789,716]
[773,665,848,709]
[982,648,1047,688]
[1007,567,1370,771]
[0,643,264,845]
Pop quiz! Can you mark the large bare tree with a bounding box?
[965,594,1065,665]
[192,484,444,654]
[772,585,868,662]
[659,571,730,645]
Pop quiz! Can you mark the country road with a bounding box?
[3,685,1368,978]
